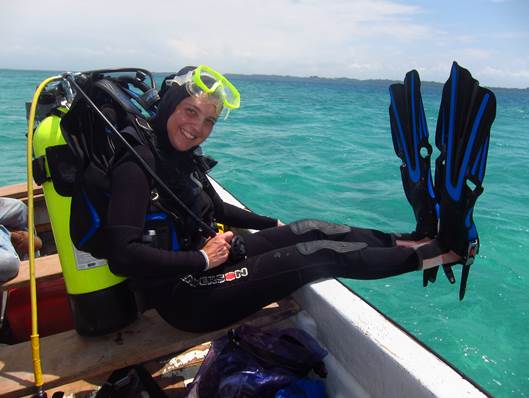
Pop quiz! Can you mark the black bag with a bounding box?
[95,365,167,398]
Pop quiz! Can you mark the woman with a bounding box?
[104,66,459,332]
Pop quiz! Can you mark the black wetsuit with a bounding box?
[105,145,420,332]
[102,82,422,332]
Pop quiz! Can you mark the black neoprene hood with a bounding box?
[152,84,191,154]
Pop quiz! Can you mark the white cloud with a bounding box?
[153,0,434,76]
[0,0,527,87]
[0,0,431,75]
[166,40,212,61]
[482,65,529,82]
[459,48,495,61]
[491,31,529,40]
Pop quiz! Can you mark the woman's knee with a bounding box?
[289,219,351,238]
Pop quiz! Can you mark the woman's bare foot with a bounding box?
[421,250,461,270]
[414,239,462,270]
[395,236,432,248]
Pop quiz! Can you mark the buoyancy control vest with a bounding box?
[151,146,220,250]
[32,69,165,335]
[69,138,219,256]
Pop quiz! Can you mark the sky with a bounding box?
[1,0,528,88]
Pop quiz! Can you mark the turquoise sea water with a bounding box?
[1,69,528,397]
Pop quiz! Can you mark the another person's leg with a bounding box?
[0,198,28,230]
[0,225,20,282]
[0,198,42,260]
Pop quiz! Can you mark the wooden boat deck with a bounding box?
[43,341,214,397]
[0,298,299,397]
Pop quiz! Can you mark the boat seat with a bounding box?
[0,297,299,397]
[1,254,62,290]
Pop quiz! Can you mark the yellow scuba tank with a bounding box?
[32,112,137,336]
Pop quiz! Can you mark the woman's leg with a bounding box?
[157,239,418,332]
[244,219,396,257]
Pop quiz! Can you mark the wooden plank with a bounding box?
[19,193,45,205]
[0,183,42,200]
[1,254,62,290]
[145,342,211,397]
[41,318,297,397]
[0,298,300,397]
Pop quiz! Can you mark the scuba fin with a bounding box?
[388,62,495,296]
[389,71,455,286]
[435,62,496,300]
[389,70,437,238]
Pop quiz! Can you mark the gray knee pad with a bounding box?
[289,219,351,236]
[296,240,367,256]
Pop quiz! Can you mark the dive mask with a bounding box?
[166,65,240,117]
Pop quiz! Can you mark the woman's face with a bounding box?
[166,95,219,151]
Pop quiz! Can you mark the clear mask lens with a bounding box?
[166,65,240,118]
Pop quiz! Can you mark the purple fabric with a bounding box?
[186,324,327,398]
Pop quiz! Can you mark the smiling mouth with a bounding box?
[182,128,197,140]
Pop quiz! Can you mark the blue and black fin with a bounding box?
[389,71,456,286]
[389,70,438,238]
[435,62,496,300]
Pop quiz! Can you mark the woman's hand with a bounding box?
[202,231,234,269]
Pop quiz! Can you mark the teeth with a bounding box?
[182,129,196,140]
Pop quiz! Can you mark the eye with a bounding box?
[185,107,198,117]
[205,117,217,127]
